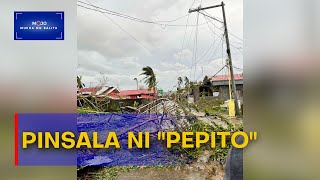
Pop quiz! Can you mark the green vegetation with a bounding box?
[195,98,224,112]
[77,107,108,114]
[94,166,139,180]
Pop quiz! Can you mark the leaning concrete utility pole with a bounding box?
[189,1,240,115]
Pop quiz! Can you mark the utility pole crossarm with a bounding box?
[188,4,223,13]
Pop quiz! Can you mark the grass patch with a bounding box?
[77,107,109,114]
[84,166,172,180]
[94,166,139,180]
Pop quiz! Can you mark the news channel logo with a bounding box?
[14,11,64,40]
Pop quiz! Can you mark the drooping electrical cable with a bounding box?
[83,0,152,54]
[78,1,214,28]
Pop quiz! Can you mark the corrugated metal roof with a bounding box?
[78,86,117,96]
[96,86,109,95]
[78,87,100,94]
[210,74,243,81]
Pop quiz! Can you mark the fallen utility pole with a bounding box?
[189,1,240,115]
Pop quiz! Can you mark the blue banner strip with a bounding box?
[17,113,187,166]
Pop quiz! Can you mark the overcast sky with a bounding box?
[77,0,243,91]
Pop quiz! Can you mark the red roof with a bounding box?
[210,74,243,81]
[78,87,100,94]
[140,95,156,99]
[118,89,156,96]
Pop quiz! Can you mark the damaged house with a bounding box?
[192,74,243,104]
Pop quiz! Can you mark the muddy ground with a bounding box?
[78,160,224,180]
[116,161,224,180]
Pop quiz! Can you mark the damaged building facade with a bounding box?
[192,74,243,104]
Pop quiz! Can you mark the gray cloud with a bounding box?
[77,0,243,91]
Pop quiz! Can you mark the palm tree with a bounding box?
[140,66,157,90]
[184,76,190,94]
[77,76,85,89]
[177,77,183,89]
[134,78,139,90]
[184,76,190,87]
[203,76,210,85]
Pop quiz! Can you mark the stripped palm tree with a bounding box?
[77,76,85,89]
[134,78,139,90]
